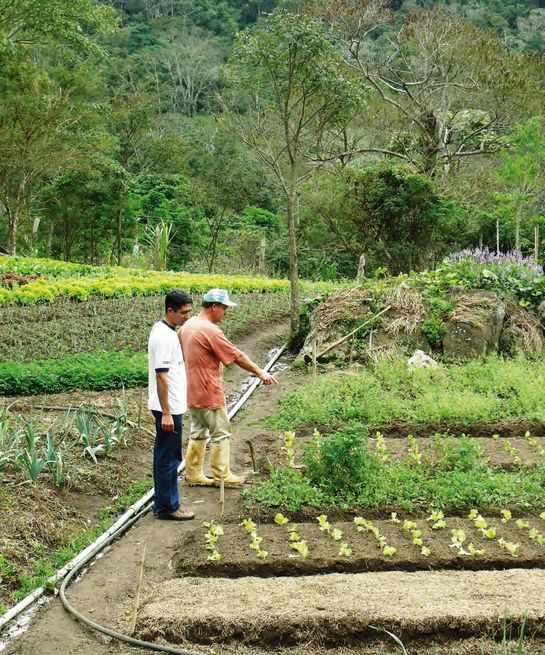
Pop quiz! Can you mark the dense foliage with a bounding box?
[0,0,544,282]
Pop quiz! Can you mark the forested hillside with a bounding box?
[0,0,544,281]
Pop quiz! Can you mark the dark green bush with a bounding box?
[304,424,386,502]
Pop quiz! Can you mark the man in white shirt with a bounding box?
[148,289,194,521]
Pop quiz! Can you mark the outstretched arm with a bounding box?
[234,353,278,385]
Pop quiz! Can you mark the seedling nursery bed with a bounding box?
[174,516,545,578]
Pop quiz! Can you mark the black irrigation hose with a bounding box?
[59,504,206,655]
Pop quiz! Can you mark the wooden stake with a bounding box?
[219,478,225,518]
[247,439,258,473]
[129,542,147,636]
[312,338,317,383]
[137,388,143,429]
[535,224,540,264]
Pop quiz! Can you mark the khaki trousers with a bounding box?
[189,406,231,444]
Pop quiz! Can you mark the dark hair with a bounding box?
[202,301,214,309]
[165,289,193,312]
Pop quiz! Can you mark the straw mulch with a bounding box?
[136,569,545,646]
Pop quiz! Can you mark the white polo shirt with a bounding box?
[147,320,187,415]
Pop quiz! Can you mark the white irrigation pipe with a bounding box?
[0,344,287,640]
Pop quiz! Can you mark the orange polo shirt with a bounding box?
[180,316,242,410]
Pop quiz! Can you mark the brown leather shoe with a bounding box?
[157,507,195,521]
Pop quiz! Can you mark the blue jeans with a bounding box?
[151,411,183,516]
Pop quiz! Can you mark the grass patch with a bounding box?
[271,354,545,430]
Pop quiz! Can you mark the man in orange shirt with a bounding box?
[180,288,278,487]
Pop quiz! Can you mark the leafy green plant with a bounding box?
[74,411,103,463]
[432,434,483,472]
[420,316,447,347]
[16,422,47,483]
[304,424,384,502]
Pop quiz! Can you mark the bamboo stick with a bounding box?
[311,305,391,361]
[219,478,225,518]
[129,542,147,636]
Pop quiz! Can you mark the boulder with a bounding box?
[537,299,545,327]
[443,289,505,360]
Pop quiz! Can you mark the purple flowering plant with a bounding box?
[409,247,545,306]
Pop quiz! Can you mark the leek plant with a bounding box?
[16,422,47,483]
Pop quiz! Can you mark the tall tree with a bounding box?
[493,117,545,252]
[223,9,364,330]
[0,0,117,56]
[320,3,544,177]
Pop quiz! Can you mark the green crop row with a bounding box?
[0,257,99,279]
[0,350,147,396]
[0,257,339,306]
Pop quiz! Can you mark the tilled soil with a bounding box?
[173,517,545,578]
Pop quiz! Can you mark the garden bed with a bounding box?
[173,517,545,578]
[135,569,545,646]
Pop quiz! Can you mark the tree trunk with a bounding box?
[258,236,266,274]
[6,214,17,255]
[287,189,300,333]
[46,221,54,257]
[117,204,124,266]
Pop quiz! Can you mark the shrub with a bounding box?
[409,247,545,307]
[304,424,386,502]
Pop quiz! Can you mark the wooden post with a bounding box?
[496,219,500,255]
[312,337,317,383]
[137,388,143,429]
[247,439,257,473]
[129,542,147,635]
[356,253,366,280]
[219,478,225,518]
[535,225,540,264]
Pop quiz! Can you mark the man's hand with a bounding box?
[161,412,174,432]
[259,371,278,385]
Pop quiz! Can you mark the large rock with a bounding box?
[443,289,505,360]
[536,299,545,327]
